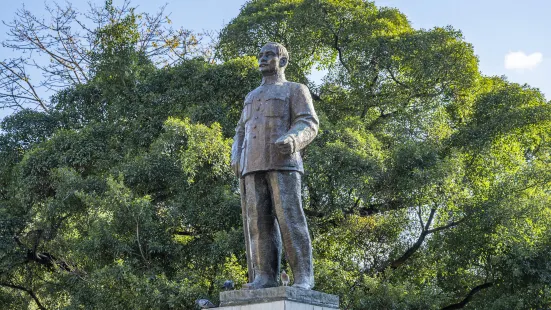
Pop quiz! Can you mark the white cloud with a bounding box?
[505,51,543,70]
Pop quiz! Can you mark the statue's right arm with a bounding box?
[231,109,245,177]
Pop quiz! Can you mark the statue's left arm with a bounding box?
[277,84,319,154]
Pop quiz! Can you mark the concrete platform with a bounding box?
[219,286,339,309]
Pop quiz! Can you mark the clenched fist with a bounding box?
[275,136,295,154]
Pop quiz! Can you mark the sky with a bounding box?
[375,0,550,98]
[0,0,549,119]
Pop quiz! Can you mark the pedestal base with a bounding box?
[219,286,339,310]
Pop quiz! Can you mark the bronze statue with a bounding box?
[231,42,319,290]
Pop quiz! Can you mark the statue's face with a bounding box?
[258,45,286,74]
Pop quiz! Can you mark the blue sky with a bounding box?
[376,0,550,99]
[0,0,549,119]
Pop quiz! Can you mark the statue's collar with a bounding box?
[261,80,286,86]
[261,73,286,86]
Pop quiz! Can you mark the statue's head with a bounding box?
[258,42,288,75]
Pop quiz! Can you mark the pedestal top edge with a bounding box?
[219,286,339,308]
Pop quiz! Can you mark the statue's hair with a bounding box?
[263,42,289,66]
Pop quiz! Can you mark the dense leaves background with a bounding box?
[1,0,550,309]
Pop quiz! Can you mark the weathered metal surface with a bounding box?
[231,43,319,290]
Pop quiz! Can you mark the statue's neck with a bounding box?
[261,71,286,85]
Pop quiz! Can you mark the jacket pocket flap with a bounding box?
[265,98,287,117]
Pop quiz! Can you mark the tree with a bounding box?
[0,0,213,112]
[1,0,550,309]
[220,1,551,309]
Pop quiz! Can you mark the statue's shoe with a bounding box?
[241,277,278,290]
[292,283,313,290]
[292,278,314,290]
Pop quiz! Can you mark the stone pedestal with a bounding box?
[219,286,339,310]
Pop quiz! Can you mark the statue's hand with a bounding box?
[231,158,240,177]
[275,136,295,154]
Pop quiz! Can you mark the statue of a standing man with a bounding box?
[231,42,318,290]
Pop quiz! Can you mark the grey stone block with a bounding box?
[217,300,337,309]
[219,287,339,309]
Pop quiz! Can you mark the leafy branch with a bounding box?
[0,282,47,310]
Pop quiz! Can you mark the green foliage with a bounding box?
[1,0,550,309]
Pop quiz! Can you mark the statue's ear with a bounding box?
[279,57,288,68]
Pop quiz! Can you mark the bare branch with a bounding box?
[0,59,49,112]
[0,1,210,112]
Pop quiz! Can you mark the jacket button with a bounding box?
[253,125,257,129]
[256,107,260,111]
[253,135,257,138]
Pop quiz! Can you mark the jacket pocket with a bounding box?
[264,97,287,117]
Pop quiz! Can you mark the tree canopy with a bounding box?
[1,0,550,309]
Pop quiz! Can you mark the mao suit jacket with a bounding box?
[231,81,319,177]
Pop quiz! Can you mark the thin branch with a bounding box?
[0,92,37,102]
[441,282,493,310]
[378,211,466,272]
[0,282,47,310]
[385,208,436,269]
[135,221,149,268]
[417,205,425,229]
[56,31,83,84]
[427,217,466,234]
[333,32,350,74]
[0,61,49,112]
[319,6,351,74]
[386,66,410,89]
